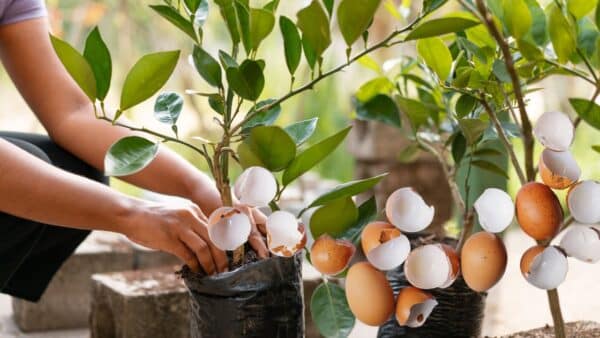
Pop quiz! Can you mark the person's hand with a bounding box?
[122,201,228,274]
[239,206,270,259]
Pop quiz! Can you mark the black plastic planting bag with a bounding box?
[181,253,304,338]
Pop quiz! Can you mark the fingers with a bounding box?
[188,214,229,273]
[179,230,216,275]
[251,208,268,235]
[172,242,200,273]
[243,206,269,259]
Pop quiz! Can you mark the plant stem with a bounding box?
[457,208,474,253]
[547,289,566,338]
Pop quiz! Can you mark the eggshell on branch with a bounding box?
[207,207,252,251]
[520,245,568,290]
[395,286,438,328]
[404,244,453,290]
[234,166,277,207]
[539,149,580,190]
[311,235,355,275]
[515,182,563,240]
[345,262,395,326]
[533,111,573,151]
[474,188,515,233]
[266,211,306,257]
[361,222,410,271]
[385,187,435,233]
[461,232,507,292]
[559,225,600,263]
[567,180,600,224]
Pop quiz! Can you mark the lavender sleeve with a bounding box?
[0,0,47,25]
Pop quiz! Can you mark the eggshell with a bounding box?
[439,244,460,288]
[266,211,306,257]
[234,166,277,207]
[345,262,395,326]
[539,149,580,190]
[520,245,568,290]
[533,111,573,151]
[567,180,600,224]
[207,207,252,251]
[361,222,410,271]
[385,187,435,233]
[473,188,514,233]
[559,225,600,263]
[395,287,438,328]
[404,244,451,289]
[515,182,563,240]
[461,232,507,292]
[311,235,355,275]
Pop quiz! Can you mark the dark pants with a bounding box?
[0,132,107,302]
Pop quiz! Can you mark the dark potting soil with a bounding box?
[495,321,600,338]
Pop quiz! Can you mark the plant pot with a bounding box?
[377,238,486,338]
[181,253,304,338]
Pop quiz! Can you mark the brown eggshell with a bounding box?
[395,286,435,326]
[268,223,307,257]
[361,221,401,254]
[346,262,395,326]
[538,150,580,190]
[440,244,460,280]
[515,182,563,240]
[460,232,508,292]
[311,235,355,275]
[520,245,545,277]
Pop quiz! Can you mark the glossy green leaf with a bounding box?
[283,126,351,186]
[303,37,318,69]
[154,92,183,125]
[120,50,180,111]
[218,50,238,68]
[525,0,547,45]
[517,39,543,60]
[226,59,265,101]
[193,45,222,88]
[150,5,197,41]
[308,174,387,209]
[355,77,394,102]
[50,35,96,101]
[279,16,302,75]
[405,17,480,41]
[249,8,275,51]
[208,94,225,115]
[238,125,296,171]
[322,0,334,16]
[354,94,401,128]
[458,118,487,145]
[285,118,319,145]
[471,159,509,178]
[577,18,599,57]
[357,55,381,74]
[455,94,477,118]
[185,0,201,12]
[234,1,251,53]
[567,0,597,19]
[452,132,467,165]
[569,97,600,130]
[264,0,280,12]
[423,0,447,13]
[83,27,111,101]
[297,1,331,57]
[416,37,452,80]
[104,136,159,176]
[340,197,377,244]
[503,0,531,39]
[215,0,241,44]
[311,282,355,338]
[397,97,436,131]
[243,99,282,130]
[337,0,382,46]
[492,60,511,83]
[547,2,577,64]
[310,197,358,238]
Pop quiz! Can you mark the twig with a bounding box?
[547,289,566,338]
[542,59,596,86]
[457,208,475,253]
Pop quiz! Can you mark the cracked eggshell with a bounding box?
[567,180,600,224]
[311,235,356,275]
[207,207,251,251]
[404,244,452,290]
[461,232,507,292]
[559,225,600,263]
[361,222,410,271]
[385,187,435,233]
[533,111,573,151]
[266,211,306,257]
[539,149,580,190]
[439,244,460,288]
[516,182,563,240]
[520,245,568,290]
[474,188,515,233]
[345,262,395,326]
[234,166,277,207]
[395,287,438,328]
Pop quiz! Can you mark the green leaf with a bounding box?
[249,8,275,52]
[357,55,381,74]
[193,0,210,26]
[120,50,180,111]
[285,118,319,145]
[567,0,597,19]
[458,118,487,145]
[592,145,600,153]
[264,0,280,12]
[337,0,382,46]
[503,0,531,39]
[416,37,452,80]
[455,94,477,118]
[471,159,509,178]
[547,2,577,64]
[517,39,543,60]
[354,94,401,128]
[226,59,265,101]
[322,0,335,16]
[215,0,241,44]
[355,77,394,102]
[283,126,351,186]
[50,35,96,101]
[469,147,504,158]
[149,5,197,41]
[104,136,159,176]
[310,197,358,238]
[569,97,600,130]
[208,94,225,115]
[243,99,282,130]
[311,282,355,338]
[397,143,421,163]
[83,27,111,101]
[279,16,302,75]
[185,0,201,12]
[192,46,222,88]
[405,17,480,41]
[218,50,239,69]
[303,37,318,69]
[423,0,447,13]
[238,125,296,171]
[339,196,378,244]
[577,18,599,57]
[525,0,547,45]
[492,59,511,83]
[154,92,183,125]
[297,0,331,57]
[397,97,436,131]
[452,132,467,165]
[308,174,387,209]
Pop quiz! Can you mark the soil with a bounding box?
[495,321,600,338]
[178,243,262,278]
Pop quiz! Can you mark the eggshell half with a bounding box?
[461,232,507,292]
[266,211,306,257]
[533,111,573,151]
[207,207,252,251]
[567,180,600,224]
[520,245,568,290]
[539,149,580,190]
[311,235,355,275]
[474,188,515,233]
[404,244,451,290]
[515,182,563,240]
[361,222,410,271]
[234,166,277,207]
[385,187,435,233]
[395,287,438,328]
[346,262,395,326]
[559,225,600,263]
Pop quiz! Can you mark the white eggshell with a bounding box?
[207,207,252,251]
[474,188,515,233]
[405,299,438,328]
[533,111,573,151]
[568,181,600,224]
[559,225,600,263]
[366,234,411,271]
[540,149,581,183]
[526,246,568,290]
[386,188,435,233]
[404,244,451,289]
[266,211,304,257]
[234,166,277,207]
